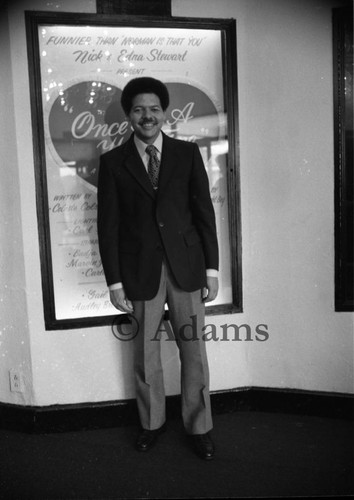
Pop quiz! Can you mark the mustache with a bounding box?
[139,118,157,125]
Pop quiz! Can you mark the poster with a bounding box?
[27,16,240,327]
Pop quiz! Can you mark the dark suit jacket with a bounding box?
[97,132,218,301]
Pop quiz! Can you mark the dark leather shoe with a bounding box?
[191,433,215,460]
[135,424,166,452]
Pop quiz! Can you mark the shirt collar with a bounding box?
[134,132,163,157]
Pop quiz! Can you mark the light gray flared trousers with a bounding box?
[132,261,213,435]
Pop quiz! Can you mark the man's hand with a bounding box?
[110,287,134,313]
[202,276,219,303]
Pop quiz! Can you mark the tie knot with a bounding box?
[146,145,158,157]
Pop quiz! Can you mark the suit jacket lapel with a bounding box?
[121,133,179,198]
[123,135,155,198]
[157,133,179,195]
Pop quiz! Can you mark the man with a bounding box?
[97,77,219,460]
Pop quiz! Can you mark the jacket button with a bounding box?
[158,222,164,227]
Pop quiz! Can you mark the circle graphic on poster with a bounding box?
[48,81,127,188]
[48,80,222,188]
[164,83,222,143]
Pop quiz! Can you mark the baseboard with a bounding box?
[0,387,353,433]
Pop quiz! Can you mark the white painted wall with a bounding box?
[0,0,352,407]
[0,2,33,406]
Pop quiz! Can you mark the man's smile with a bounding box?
[140,120,157,128]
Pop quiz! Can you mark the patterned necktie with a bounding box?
[145,144,160,189]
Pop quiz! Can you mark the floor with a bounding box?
[0,410,353,499]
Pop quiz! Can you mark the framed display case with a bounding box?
[25,11,242,329]
[333,5,353,312]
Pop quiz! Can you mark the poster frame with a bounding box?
[25,10,242,329]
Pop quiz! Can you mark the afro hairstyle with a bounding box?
[120,77,170,115]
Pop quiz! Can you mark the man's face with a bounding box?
[128,93,166,144]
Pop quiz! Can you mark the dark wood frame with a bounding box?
[333,5,353,312]
[25,11,242,329]
[96,0,172,17]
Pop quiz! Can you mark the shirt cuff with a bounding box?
[109,282,123,291]
[206,269,218,278]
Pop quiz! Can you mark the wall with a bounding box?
[0,0,352,408]
[173,0,354,395]
[0,1,33,406]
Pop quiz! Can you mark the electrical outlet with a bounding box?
[9,369,24,393]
